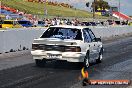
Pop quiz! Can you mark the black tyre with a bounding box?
[82,80,87,86]
[96,48,103,63]
[35,59,46,67]
[84,52,90,68]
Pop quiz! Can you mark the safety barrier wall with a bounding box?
[0,26,132,53]
[0,28,45,53]
[90,26,132,38]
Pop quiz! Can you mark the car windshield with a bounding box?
[4,21,13,24]
[38,21,44,24]
[18,21,30,24]
[41,27,82,40]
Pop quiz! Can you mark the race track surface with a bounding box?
[0,37,132,88]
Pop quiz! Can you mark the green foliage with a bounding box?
[91,0,110,11]
[0,0,107,19]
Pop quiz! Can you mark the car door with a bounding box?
[87,29,100,59]
[82,29,97,62]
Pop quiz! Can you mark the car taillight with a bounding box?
[0,25,2,28]
[76,47,81,52]
[32,44,39,50]
[32,44,45,50]
[65,46,81,52]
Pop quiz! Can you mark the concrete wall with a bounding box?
[0,28,45,53]
[90,26,132,38]
[0,26,132,53]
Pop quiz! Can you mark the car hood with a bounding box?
[33,38,82,46]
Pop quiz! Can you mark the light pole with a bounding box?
[86,0,96,21]
[75,8,76,18]
[43,0,47,17]
[109,1,113,21]
[119,0,121,20]
[93,0,95,22]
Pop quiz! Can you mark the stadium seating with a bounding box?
[0,6,23,19]
[113,11,132,20]
[1,9,13,15]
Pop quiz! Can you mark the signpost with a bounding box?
[43,0,47,16]
[119,0,121,20]
[93,0,95,22]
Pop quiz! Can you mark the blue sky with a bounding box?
[119,0,132,15]
[50,0,132,16]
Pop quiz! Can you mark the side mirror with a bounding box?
[13,23,16,26]
[93,38,101,42]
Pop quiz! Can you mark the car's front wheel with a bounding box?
[84,52,90,68]
[35,59,46,67]
[96,48,103,63]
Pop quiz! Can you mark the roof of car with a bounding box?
[50,25,89,29]
[4,20,15,21]
[18,20,30,22]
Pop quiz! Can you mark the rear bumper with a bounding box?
[31,50,86,62]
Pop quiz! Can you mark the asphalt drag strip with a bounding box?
[0,36,132,88]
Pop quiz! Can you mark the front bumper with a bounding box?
[31,50,86,62]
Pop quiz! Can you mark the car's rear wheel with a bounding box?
[84,52,90,68]
[35,59,46,67]
[96,48,103,63]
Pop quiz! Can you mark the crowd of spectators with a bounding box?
[19,15,131,27]
[28,18,130,27]
[27,18,80,27]
[39,18,80,26]
[1,13,131,28]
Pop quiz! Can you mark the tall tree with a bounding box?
[90,0,110,11]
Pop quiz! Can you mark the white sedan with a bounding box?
[31,25,103,68]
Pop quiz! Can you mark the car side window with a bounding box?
[83,29,92,43]
[88,29,96,41]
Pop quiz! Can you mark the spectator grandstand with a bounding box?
[113,11,132,21]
